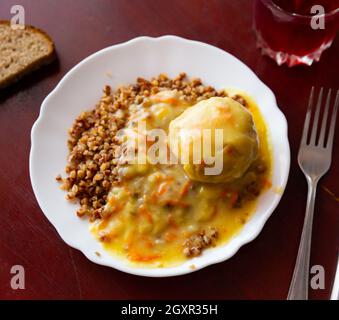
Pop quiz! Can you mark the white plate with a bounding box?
[30,36,290,277]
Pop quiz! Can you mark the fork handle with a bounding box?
[287,178,318,300]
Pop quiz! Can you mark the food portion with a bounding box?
[57,73,271,267]
[0,21,55,89]
[169,97,259,183]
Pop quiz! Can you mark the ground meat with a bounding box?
[56,73,231,221]
[183,227,219,257]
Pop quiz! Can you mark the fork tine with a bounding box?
[309,87,323,145]
[301,87,315,145]
[318,89,331,147]
[326,90,339,150]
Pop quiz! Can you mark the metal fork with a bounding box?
[287,87,339,300]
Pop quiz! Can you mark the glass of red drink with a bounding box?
[253,0,339,67]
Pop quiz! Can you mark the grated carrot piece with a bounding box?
[158,181,171,195]
[142,235,155,248]
[153,96,178,105]
[138,205,153,224]
[263,179,272,189]
[168,213,179,229]
[180,180,192,197]
[166,200,190,208]
[164,231,177,242]
[229,192,239,207]
[129,252,160,262]
[149,192,158,204]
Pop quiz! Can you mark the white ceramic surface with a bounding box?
[30,36,290,277]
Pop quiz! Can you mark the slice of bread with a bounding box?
[0,20,55,89]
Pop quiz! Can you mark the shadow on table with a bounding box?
[0,57,60,104]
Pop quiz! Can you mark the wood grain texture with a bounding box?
[0,0,338,300]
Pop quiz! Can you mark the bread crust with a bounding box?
[0,20,56,89]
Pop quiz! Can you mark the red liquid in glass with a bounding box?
[274,0,337,15]
[254,0,339,65]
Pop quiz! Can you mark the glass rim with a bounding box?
[261,0,339,20]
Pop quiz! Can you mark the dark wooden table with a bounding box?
[0,0,338,300]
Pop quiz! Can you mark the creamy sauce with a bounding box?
[91,90,272,267]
